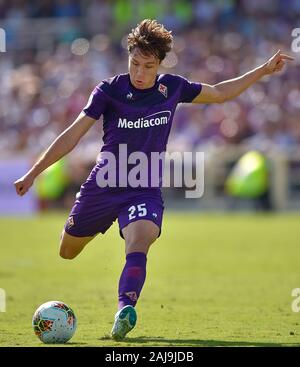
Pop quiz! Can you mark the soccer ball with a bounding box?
[32,301,77,344]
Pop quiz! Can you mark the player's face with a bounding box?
[128,48,160,89]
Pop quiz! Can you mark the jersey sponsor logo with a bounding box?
[118,110,171,129]
[158,83,168,98]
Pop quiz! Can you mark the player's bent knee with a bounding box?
[59,246,77,260]
[59,236,76,260]
[59,233,77,259]
[59,231,96,259]
[59,249,73,260]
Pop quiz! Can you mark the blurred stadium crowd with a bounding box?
[1,0,300,208]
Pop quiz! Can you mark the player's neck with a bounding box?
[128,74,158,92]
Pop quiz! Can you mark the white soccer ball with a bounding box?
[32,301,77,344]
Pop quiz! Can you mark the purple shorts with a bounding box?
[64,167,164,238]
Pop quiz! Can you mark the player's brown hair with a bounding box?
[127,19,173,62]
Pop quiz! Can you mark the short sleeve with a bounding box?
[178,75,202,103]
[82,83,108,120]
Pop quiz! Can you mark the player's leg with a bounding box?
[122,219,160,255]
[111,197,163,340]
[60,170,117,260]
[111,220,159,340]
[59,230,97,260]
[118,219,159,306]
[118,198,163,310]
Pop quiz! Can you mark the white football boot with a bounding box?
[111,305,137,341]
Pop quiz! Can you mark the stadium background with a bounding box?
[1,0,300,347]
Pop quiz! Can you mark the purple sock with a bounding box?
[118,252,147,310]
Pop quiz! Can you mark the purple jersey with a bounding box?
[82,73,202,189]
[65,74,201,237]
[83,73,201,153]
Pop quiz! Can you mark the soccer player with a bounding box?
[14,19,293,341]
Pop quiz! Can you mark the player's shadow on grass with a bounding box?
[127,337,300,347]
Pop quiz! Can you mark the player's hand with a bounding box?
[263,50,294,75]
[14,174,35,196]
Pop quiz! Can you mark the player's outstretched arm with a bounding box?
[192,50,294,104]
[14,113,96,196]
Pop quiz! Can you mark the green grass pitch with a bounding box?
[0,211,300,347]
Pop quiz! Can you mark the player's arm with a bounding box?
[192,50,294,104]
[14,113,96,196]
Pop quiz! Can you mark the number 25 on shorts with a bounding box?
[128,203,147,220]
